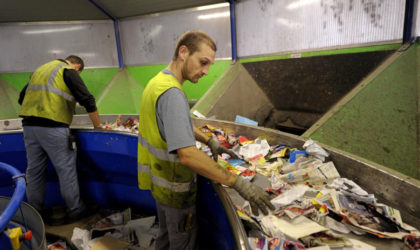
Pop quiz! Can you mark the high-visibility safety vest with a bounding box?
[138,71,197,208]
[19,60,76,125]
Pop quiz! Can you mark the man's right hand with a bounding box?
[88,110,101,128]
[231,176,275,216]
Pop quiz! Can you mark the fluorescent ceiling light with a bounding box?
[77,53,96,57]
[23,26,85,34]
[198,11,230,20]
[287,0,318,10]
[197,3,229,10]
[49,50,64,54]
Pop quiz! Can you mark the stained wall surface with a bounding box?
[236,0,405,57]
[0,21,118,73]
[119,4,231,65]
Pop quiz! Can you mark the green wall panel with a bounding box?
[183,60,231,100]
[96,69,144,114]
[0,60,230,117]
[0,77,20,119]
[80,68,119,98]
[126,64,165,88]
[0,68,119,98]
[0,68,119,117]
[126,60,232,100]
[309,45,419,179]
[0,72,32,92]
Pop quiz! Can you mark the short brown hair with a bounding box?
[172,30,217,60]
[65,55,84,71]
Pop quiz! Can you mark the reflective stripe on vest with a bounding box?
[137,164,194,192]
[138,134,180,162]
[26,63,75,102]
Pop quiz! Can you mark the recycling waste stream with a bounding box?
[194,123,420,250]
[0,114,419,250]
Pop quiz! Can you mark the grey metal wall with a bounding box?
[119,4,231,66]
[0,21,118,73]
[236,0,405,57]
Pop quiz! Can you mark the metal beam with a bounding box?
[88,0,124,68]
[402,0,417,44]
[227,0,237,61]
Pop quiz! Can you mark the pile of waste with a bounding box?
[100,115,138,133]
[197,124,420,250]
[48,208,157,250]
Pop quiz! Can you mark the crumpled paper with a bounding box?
[303,139,329,162]
[71,227,91,250]
[238,138,270,159]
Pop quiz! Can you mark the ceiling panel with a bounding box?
[0,0,227,23]
[0,0,108,22]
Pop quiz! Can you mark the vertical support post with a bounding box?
[88,0,124,68]
[402,0,417,44]
[113,20,124,68]
[228,0,237,61]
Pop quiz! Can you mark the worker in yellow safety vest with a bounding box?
[138,30,275,250]
[18,55,101,225]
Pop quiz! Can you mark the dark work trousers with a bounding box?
[23,126,85,216]
[155,201,197,250]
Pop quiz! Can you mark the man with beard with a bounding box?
[138,30,274,250]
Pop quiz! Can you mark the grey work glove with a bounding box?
[207,137,237,161]
[232,176,275,216]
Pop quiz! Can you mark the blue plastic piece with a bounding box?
[0,162,26,232]
[228,0,237,61]
[288,150,308,163]
[235,115,258,126]
[228,159,244,166]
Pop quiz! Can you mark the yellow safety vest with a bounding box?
[138,71,197,208]
[19,60,76,125]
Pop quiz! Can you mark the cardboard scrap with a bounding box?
[90,235,130,250]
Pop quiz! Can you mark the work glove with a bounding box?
[232,176,275,216]
[207,137,237,161]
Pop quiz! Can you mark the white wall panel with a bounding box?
[0,21,118,73]
[120,5,231,66]
[236,0,405,57]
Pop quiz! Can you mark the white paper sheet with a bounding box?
[260,215,327,240]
